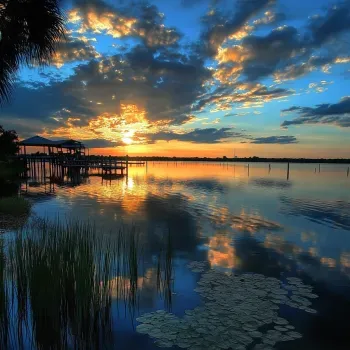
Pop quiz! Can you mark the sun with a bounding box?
[122,129,135,145]
[122,136,133,145]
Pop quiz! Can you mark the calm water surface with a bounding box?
[7,162,350,349]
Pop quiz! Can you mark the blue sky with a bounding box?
[1,0,350,157]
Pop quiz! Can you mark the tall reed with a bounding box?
[0,239,9,348]
[2,218,174,349]
[156,230,174,311]
[6,219,117,349]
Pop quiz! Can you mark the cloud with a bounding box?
[136,127,243,144]
[274,55,350,82]
[83,138,121,148]
[69,1,182,48]
[307,80,333,94]
[0,118,48,139]
[1,44,211,129]
[253,10,286,26]
[68,2,137,38]
[248,136,298,144]
[200,0,273,56]
[224,112,238,117]
[209,2,350,85]
[273,56,330,82]
[0,81,94,123]
[241,25,303,81]
[308,1,350,46]
[196,82,293,112]
[203,118,220,125]
[282,96,350,128]
[133,4,182,47]
[51,36,100,67]
[3,0,350,149]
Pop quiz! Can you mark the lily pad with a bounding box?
[136,270,317,348]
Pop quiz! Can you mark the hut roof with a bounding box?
[19,136,56,147]
[20,136,85,149]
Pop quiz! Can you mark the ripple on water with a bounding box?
[280,196,350,230]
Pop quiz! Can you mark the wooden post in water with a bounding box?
[41,159,44,182]
[268,164,271,173]
[43,161,47,183]
[287,162,290,180]
[248,163,250,177]
[48,157,52,182]
[347,167,349,177]
[126,155,129,176]
[33,159,37,180]
[318,164,321,173]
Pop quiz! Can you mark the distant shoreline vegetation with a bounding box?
[87,156,350,164]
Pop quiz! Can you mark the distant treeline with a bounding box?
[87,156,350,164]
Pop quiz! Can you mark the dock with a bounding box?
[15,155,147,182]
[15,135,147,183]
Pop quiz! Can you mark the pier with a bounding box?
[16,135,146,181]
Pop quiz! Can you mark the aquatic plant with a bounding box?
[136,263,318,349]
[0,239,9,348]
[155,231,174,311]
[6,220,117,349]
[0,218,175,348]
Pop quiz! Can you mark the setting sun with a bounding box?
[122,129,135,145]
[122,136,133,145]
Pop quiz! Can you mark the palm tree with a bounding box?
[0,0,65,103]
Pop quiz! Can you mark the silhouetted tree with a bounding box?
[0,125,19,160]
[0,0,65,103]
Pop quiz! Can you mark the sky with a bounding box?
[1,0,350,158]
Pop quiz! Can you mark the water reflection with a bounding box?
[8,161,350,349]
[231,234,350,349]
[280,196,350,230]
[231,210,282,233]
[207,235,238,269]
[252,178,292,189]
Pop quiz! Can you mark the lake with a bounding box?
[1,161,350,349]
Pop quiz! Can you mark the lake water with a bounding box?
[2,161,350,349]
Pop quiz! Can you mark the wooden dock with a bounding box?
[15,155,146,180]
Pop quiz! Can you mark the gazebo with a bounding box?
[19,136,86,156]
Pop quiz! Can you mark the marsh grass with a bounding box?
[12,219,122,349]
[156,231,174,311]
[1,218,174,349]
[0,196,31,217]
[0,239,9,348]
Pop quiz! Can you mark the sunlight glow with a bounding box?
[122,136,133,145]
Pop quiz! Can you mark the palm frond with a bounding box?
[0,0,66,104]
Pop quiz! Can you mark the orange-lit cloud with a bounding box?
[253,11,284,26]
[227,24,254,41]
[68,8,137,38]
[216,46,250,64]
[44,103,152,146]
